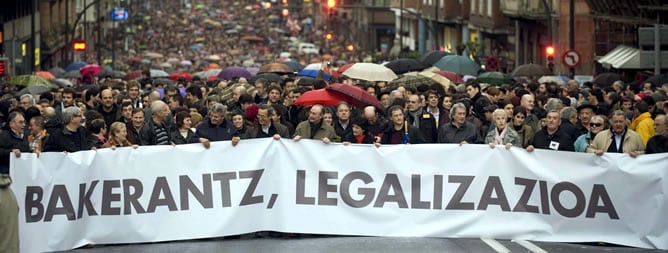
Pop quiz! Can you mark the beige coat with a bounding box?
[586,129,645,154]
[294,120,338,140]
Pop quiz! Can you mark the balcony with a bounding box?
[501,0,559,19]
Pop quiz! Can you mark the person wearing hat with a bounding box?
[576,102,597,136]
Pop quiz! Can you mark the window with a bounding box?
[440,0,444,8]
[487,0,492,16]
[479,0,483,15]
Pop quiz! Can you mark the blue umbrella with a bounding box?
[283,60,304,72]
[64,61,87,72]
[433,55,480,75]
[297,69,330,80]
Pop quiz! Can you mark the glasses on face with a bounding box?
[589,122,603,127]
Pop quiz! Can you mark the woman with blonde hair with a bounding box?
[485,109,522,149]
[103,122,135,149]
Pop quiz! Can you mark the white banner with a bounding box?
[10,139,668,252]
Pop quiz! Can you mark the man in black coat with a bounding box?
[405,94,437,143]
[194,103,240,148]
[646,114,668,154]
[43,107,93,152]
[380,105,424,144]
[247,105,289,139]
[0,111,30,174]
[527,110,575,152]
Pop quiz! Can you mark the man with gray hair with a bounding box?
[646,114,668,154]
[43,107,92,152]
[437,102,480,144]
[526,109,575,152]
[19,94,36,111]
[139,100,173,145]
[194,103,240,148]
[587,110,645,157]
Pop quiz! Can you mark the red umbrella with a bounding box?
[124,70,143,81]
[433,70,464,84]
[80,64,102,77]
[295,89,349,107]
[326,83,384,111]
[169,72,193,81]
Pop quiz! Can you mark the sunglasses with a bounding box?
[589,123,603,127]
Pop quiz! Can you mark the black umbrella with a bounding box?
[645,74,668,87]
[592,73,622,88]
[250,73,283,84]
[418,50,450,66]
[511,64,550,77]
[385,59,427,75]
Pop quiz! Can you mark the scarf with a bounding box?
[494,127,507,145]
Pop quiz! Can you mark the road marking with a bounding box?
[513,239,548,253]
[481,238,511,253]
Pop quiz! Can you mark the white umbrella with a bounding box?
[538,75,566,85]
[179,60,192,66]
[150,69,169,78]
[341,63,398,82]
[144,52,164,59]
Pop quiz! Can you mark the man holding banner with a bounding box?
[0,111,28,253]
[380,105,424,144]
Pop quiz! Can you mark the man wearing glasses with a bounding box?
[43,107,93,152]
[587,110,645,157]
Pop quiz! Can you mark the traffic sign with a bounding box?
[111,9,128,21]
[562,49,581,68]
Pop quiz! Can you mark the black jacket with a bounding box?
[380,123,425,144]
[646,135,668,154]
[342,132,376,144]
[139,118,173,145]
[529,126,575,152]
[0,129,30,174]
[170,128,197,145]
[43,127,92,152]
[406,110,438,143]
[194,118,238,142]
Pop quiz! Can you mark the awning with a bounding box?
[597,45,641,69]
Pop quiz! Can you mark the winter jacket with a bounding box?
[586,128,645,155]
[630,112,654,144]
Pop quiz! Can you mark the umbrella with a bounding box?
[150,69,169,78]
[124,70,143,80]
[477,72,514,85]
[416,71,454,89]
[8,75,54,87]
[431,70,464,83]
[295,89,349,107]
[341,63,397,82]
[98,69,125,79]
[18,85,52,96]
[153,78,175,86]
[218,67,252,80]
[335,63,354,78]
[35,71,56,80]
[538,75,569,85]
[144,52,164,59]
[326,83,385,111]
[64,61,87,72]
[160,62,172,68]
[205,55,221,61]
[389,75,439,89]
[645,74,668,87]
[283,60,304,72]
[418,50,451,66]
[297,63,330,79]
[250,73,282,84]
[75,84,99,92]
[259,63,294,74]
[80,64,102,77]
[245,67,260,76]
[385,58,427,75]
[63,70,81,79]
[205,63,221,70]
[48,67,66,78]
[511,63,550,77]
[240,35,264,42]
[169,72,193,81]
[592,73,622,88]
[179,60,193,66]
[51,78,73,88]
[166,58,180,64]
[433,55,480,75]
[194,69,221,79]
